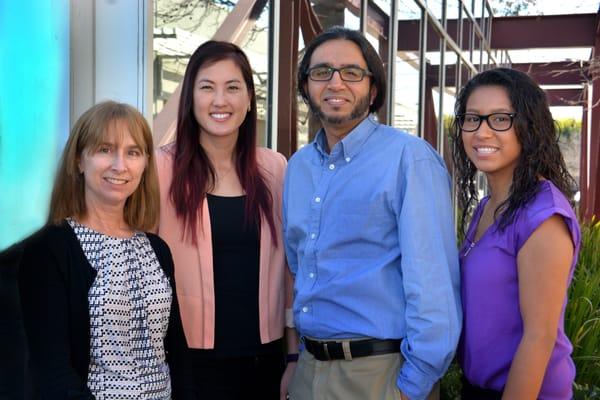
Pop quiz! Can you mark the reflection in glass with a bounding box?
[424,0,443,22]
[441,45,458,164]
[482,49,490,69]
[297,32,310,149]
[472,38,483,67]
[446,0,460,20]
[153,0,238,116]
[421,22,441,147]
[365,29,387,123]
[240,5,270,146]
[473,0,483,19]
[397,0,420,20]
[483,4,490,41]
[310,0,360,30]
[459,60,472,92]
[462,10,473,62]
[373,0,392,16]
[153,0,271,145]
[394,50,420,134]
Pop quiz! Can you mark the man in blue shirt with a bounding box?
[283,27,461,400]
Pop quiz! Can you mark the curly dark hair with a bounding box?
[452,67,577,234]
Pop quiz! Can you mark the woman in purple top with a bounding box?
[452,68,580,400]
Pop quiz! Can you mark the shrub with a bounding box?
[566,218,600,388]
[556,118,582,141]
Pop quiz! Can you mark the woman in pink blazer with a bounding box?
[155,41,298,399]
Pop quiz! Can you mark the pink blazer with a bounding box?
[155,145,291,349]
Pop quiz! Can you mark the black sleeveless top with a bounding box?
[207,194,280,356]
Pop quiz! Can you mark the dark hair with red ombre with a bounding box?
[170,40,277,245]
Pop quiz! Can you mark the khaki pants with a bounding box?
[288,349,440,400]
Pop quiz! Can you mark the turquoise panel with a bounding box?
[0,1,69,250]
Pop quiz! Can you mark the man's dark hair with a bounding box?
[297,26,386,114]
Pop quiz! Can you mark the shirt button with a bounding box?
[329,164,335,170]
[310,233,316,239]
[302,306,309,313]
[315,197,321,203]
[309,272,315,278]
[345,157,351,162]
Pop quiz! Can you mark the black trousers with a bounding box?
[461,377,502,400]
[176,350,285,399]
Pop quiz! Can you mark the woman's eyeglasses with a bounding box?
[456,113,517,132]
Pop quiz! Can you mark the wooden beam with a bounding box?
[299,0,323,46]
[511,62,591,85]
[426,62,590,88]
[544,88,584,107]
[213,0,262,43]
[490,13,597,50]
[580,96,589,217]
[582,13,600,220]
[423,80,438,149]
[276,0,301,157]
[396,13,598,52]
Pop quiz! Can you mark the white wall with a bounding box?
[70,0,153,124]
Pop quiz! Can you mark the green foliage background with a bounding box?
[556,118,582,141]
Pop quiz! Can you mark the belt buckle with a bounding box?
[323,342,331,360]
[342,341,353,361]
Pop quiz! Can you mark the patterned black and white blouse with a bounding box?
[68,218,172,399]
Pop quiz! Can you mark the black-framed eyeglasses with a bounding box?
[307,66,372,82]
[456,112,517,132]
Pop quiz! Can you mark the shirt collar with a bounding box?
[313,115,379,160]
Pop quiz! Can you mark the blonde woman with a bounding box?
[19,101,186,399]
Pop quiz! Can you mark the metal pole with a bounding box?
[417,5,427,138]
[360,0,368,34]
[387,0,398,125]
[437,0,447,156]
[267,0,280,149]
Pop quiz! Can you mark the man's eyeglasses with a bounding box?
[456,113,517,132]
[307,66,372,82]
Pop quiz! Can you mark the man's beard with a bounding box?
[307,93,371,126]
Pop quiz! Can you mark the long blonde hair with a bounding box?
[48,101,159,231]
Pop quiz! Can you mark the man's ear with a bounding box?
[370,85,377,106]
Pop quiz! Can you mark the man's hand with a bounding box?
[280,361,297,400]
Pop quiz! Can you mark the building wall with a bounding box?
[0,0,151,250]
[0,1,70,250]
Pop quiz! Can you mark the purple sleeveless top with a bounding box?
[458,180,580,400]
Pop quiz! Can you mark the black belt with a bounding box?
[303,337,401,361]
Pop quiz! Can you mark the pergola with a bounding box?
[393,11,600,220]
[153,0,600,220]
[492,13,600,221]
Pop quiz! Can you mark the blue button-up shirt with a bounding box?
[283,116,461,400]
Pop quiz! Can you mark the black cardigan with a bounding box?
[18,221,188,399]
